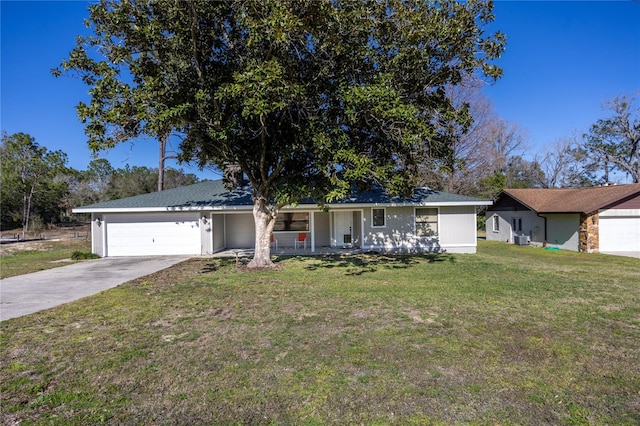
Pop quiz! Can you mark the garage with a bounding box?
[105,213,201,256]
[599,211,640,252]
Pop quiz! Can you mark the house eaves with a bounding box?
[74,200,491,214]
[325,201,492,208]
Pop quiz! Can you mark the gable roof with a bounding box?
[73,179,491,213]
[492,184,640,214]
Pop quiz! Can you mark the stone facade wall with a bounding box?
[579,211,599,253]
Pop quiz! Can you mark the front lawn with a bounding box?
[0,239,91,279]
[1,241,639,424]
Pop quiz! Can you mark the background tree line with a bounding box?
[421,89,639,197]
[2,92,635,235]
[0,132,198,234]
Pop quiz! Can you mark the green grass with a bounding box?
[1,241,639,424]
[0,239,91,279]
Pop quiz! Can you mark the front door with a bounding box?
[334,211,353,247]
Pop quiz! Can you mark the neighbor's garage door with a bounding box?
[599,215,640,252]
[105,213,200,256]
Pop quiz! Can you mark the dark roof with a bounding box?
[491,184,640,214]
[78,180,253,209]
[330,186,487,204]
[74,179,490,212]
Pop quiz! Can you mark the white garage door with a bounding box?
[599,216,640,252]
[106,213,201,256]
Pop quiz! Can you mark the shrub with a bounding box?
[71,251,100,260]
[30,215,45,237]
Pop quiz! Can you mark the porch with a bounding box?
[209,210,363,254]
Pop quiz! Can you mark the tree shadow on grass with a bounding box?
[300,252,456,276]
[200,258,236,274]
[199,253,455,276]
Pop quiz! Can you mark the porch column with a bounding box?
[101,214,107,257]
[310,211,316,253]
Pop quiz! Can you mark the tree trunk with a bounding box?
[158,135,166,192]
[22,185,35,240]
[247,192,278,269]
[22,192,29,240]
[447,169,455,193]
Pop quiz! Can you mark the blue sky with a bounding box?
[1,1,639,180]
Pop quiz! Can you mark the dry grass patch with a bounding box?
[1,242,639,424]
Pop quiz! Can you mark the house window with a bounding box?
[416,208,438,237]
[372,208,386,228]
[493,215,500,232]
[274,212,309,231]
[511,217,522,233]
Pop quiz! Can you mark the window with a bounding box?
[372,208,386,227]
[511,217,522,233]
[415,208,438,237]
[493,215,500,232]
[274,212,309,231]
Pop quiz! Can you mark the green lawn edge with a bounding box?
[1,241,639,424]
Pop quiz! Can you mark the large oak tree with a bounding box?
[57,0,505,268]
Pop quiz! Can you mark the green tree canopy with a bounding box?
[62,159,200,210]
[0,133,69,234]
[57,0,505,267]
[581,94,639,184]
[106,165,198,199]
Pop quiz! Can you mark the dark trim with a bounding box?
[536,213,547,246]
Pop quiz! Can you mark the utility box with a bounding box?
[514,235,529,245]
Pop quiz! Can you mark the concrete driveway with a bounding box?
[0,256,189,321]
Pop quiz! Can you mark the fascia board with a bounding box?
[73,200,492,214]
[72,206,255,213]
[325,201,492,208]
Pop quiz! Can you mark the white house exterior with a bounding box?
[74,180,491,257]
[486,184,640,254]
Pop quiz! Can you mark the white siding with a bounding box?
[486,212,512,243]
[212,214,225,252]
[224,213,254,248]
[526,212,547,245]
[546,213,580,251]
[201,214,212,254]
[91,214,105,257]
[439,206,477,253]
[313,212,331,248]
[359,206,478,253]
[486,211,545,246]
[362,206,415,251]
[352,211,362,247]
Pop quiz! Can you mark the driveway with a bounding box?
[600,251,640,259]
[0,256,189,321]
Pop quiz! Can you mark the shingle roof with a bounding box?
[330,186,488,204]
[73,179,490,212]
[499,184,640,214]
[75,180,253,210]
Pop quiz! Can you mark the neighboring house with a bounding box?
[73,180,491,257]
[486,184,640,253]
